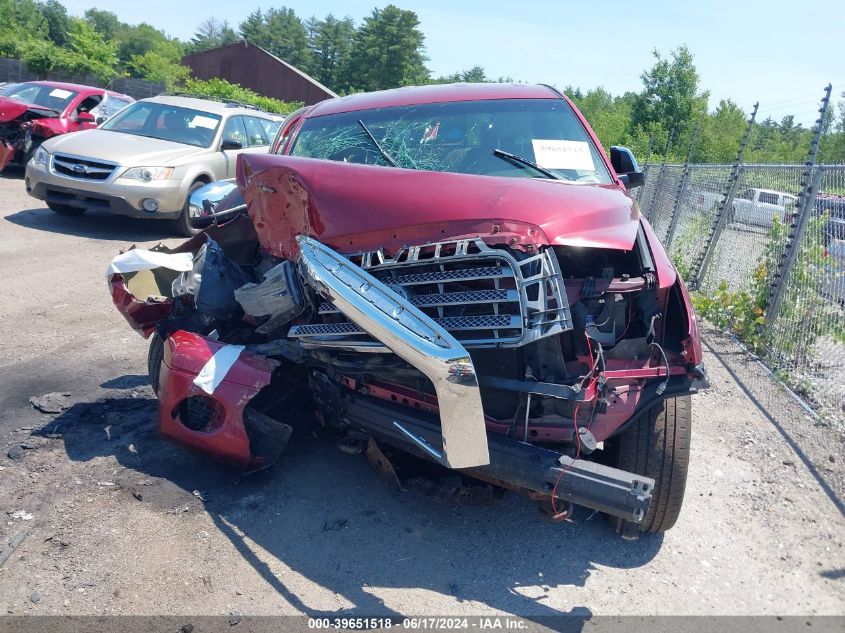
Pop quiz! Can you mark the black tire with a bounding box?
[23,138,42,166]
[173,180,207,237]
[609,395,691,533]
[47,202,86,216]
[148,332,165,396]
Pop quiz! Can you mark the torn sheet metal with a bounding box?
[193,344,246,395]
[172,238,254,320]
[234,261,304,334]
[106,249,194,278]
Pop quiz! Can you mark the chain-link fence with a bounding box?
[639,163,845,425]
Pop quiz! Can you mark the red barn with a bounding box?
[182,41,337,106]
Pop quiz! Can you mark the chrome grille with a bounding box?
[386,266,508,285]
[291,238,572,350]
[52,154,117,181]
[318,289,515,313]
[290,314,520,338]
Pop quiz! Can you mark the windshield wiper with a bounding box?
[492,148,560,179]
[357,119,398,167]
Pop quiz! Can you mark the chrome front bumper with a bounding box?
[297,236,490,469]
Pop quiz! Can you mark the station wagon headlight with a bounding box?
[121,166,174,182]
[32,146,48,165]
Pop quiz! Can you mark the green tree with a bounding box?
[694,99,747,163]
[431,71,462,84]
[17,37,63,74]
[820,91,845,164]
[189,17,239,53]
[461,65,486,82]
[115,22,168,66]
[343,5,429,92]
[128,38,188,88]
[62,18,119,82]
[37,0,70,46]
[83,8,122,40]
[632,45,708,141]
[582,89,636,152]
[239,7,313,72]
[308,14,354,89]
[0,0,48,57]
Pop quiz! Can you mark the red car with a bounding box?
[109,83,705,536]
[0,81,133,171]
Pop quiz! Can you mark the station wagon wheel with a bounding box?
[173,180,207,237]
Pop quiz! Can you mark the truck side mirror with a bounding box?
[187,180,246,229]
[76,111,96,123]
[610,146,644,189]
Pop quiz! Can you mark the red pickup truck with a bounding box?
[108,83,706,537]
[0,80,133,171]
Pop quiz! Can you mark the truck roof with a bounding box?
[307,83,562,118]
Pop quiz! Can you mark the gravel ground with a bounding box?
[0,170,843,618]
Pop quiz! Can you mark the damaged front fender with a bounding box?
[158,330,280,467]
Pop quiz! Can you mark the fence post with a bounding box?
[643,128,674,224]
[691,102,758,288]
[764,84,832,327]
[664,120,701,249]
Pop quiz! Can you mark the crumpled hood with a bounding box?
[239,154,640,259]
[43,129,200,165]
[0,97,53,122]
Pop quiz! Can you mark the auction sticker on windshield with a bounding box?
[190,115,218,129]
[531,139,594,171]
[49,88,73,99]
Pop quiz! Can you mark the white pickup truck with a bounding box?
[732,188,798,227]
[687,187,797,228]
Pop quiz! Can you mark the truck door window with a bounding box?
[76,95,102,116]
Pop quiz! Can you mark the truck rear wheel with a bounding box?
[609,395,691,533]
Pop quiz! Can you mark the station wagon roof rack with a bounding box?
[157,92,263,111]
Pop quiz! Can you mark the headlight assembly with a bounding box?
[121,166,174,182]
[32,146,48,165]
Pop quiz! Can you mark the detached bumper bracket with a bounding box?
[341,392,654,523]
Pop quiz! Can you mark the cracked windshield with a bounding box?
[291,98,612,182]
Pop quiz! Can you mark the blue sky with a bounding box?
[62,0,844,125]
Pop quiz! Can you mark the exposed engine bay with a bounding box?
[0,105,58,170]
